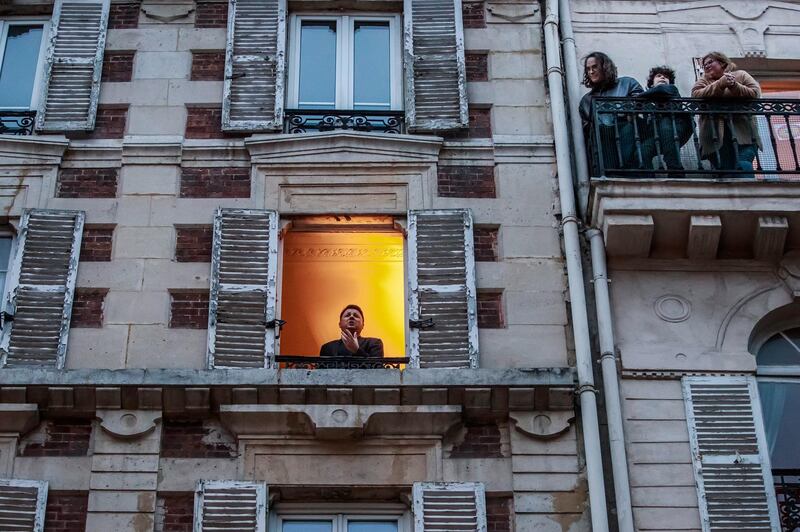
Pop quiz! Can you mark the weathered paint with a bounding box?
[0,478,49,532]
[194,480,267,532]
[412,481,487,532]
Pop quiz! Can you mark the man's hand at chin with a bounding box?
[341,329,360,353]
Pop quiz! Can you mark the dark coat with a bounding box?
[319,337,384,357]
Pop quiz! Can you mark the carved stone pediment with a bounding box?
[509,411,574,440]
[97,409,162,440]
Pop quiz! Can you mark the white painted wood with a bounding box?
[412,482,486,532]
[0,478,48,532]
[194,480,267,532]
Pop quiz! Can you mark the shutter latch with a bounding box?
[0,311,13,329]
[265,319,287,339]
[409,318,434,329]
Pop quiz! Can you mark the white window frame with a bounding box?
[286,13,403,110]
[0,18,50,110]
[272,503,411,532]
[0,230,17,315]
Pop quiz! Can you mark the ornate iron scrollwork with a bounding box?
[0,111,36,136]
[284,109,404,134]
[274,355,409,369]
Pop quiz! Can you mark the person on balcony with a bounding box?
[320,304,384,358]
[637,65,694,176]
[579,51,644,174]
[692,51,762,177]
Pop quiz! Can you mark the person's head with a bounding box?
[339,304,365,334]
[583,52,617,89]
[647,65,675,88]
[701,52,736,81]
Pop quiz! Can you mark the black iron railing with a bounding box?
[284,109,404,134]
[0,110,36,136]
[775,470,800,531]
[275,355,409,369]
[590,97,800,179]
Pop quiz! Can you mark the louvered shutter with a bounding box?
[403,0,468,131]
[36,0,110,131]
[0,479,48,532]
[0,210,84,369]
[682,376,781,531]
[207,209,278,369]
[194,480,267,532]
[407,209,478,368]
[413,482,486,532]
[222,0,286,131]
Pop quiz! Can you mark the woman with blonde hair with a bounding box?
[692,51,762,177]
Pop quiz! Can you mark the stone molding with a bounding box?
[509,411,574,441]
[0,403,39,434]
[97,409,161,440]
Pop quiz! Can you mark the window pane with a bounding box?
[353,21,390,110]
[0,237,11,301]
[0,25,44,108]
[283,520,333,532]
[757,329,800,366]
[298,21,337,109]
[758,381,800,469]
[348,521,398,532]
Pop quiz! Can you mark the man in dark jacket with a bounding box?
[320,304,384,357]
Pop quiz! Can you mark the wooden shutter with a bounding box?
[403,0,468,131]
[194,480,267,532]
[36,0,110,131]
[0,210,84,369]
[222,0,286,131]
[682,376,781,531]
[207,209,278,369]
[407,209,478,368]
[413,482,486,532]
[0,479,48,532]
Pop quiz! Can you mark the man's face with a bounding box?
[585,57,604,85]
[339,308,364,334]
[653,73,670,86]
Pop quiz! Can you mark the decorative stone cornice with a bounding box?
[0,135,69,166]
[0,403,39,434]
[97,409,161,440]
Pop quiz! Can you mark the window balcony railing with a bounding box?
[590,97,800,179]
[775,469,800,532]
[274,355,409,369]
[284,109,404,134]
[0,110,36,136]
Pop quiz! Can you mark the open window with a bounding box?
[0,18,48,134]
[273,503,410,532]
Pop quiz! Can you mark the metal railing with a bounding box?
[775,470,800,531]
[0,110,36,136]
[274,355,409,369]
[590,97,800,179]
[284,109,404,134]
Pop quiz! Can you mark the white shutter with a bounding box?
[407,209,478,368]
[36,0,110,131]
[207,209,278,369]
[403,0,468,131]
[194,480,267,532]
[0,479,48,532]
[222,0,286,131]
[0,210,84,369]
[682,376,781,531]
[413,482,486,532]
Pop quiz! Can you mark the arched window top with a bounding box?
[757,327,800,366]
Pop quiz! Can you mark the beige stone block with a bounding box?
[85,512,155,532]
[77,260,144,291]
[753,215,788,260]
[489,52,542,80]
[442,458,512,491]
[628,442,691,465]
[128,106,187,136]
[511,455,580,474]
[167,80,223,105]
[631,486,698,508]
[158,458,238,490]
[465,26,540,52]
[177,27,226,50]
[476,260,564,292]
[626,420,689,444]
[92,454,160,473]
[47,199,120,223]
[630,463,695,487]
[99,80,170,106]
[104,291,169,325]
[65,326,130,370]
[93,433,161,455]
[479,325,568,368]
[633,507,701,531]
[134,51,191,80]
[115,226,174,259]
[149,198,254,225]
[142,260,210,290]
[12,457,91,490]
[106,27,179,52]
[502,225,561,259]
[121,165,179,196]
[505,290,567,325]
[513,492,585,513]
[468,79,546,107]
[88,491,157,512]
[491,105,550,136]
[125,326,207,369]
[686,215,721,260]
[603,214,654,257]
[115,197,154,226]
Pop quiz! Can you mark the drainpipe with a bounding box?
[543,1,609,530]
[587,229,635,532]
[557,0,591,218]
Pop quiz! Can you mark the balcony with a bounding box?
[774,470,800,531]
[0,110,36,136]
[283,109,404,134]
[275,355,409,369]
[588,97,800,260]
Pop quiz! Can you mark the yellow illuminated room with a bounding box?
[279,221,406,358]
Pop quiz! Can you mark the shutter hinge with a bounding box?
[0,311,14,329]
[409,318,434,329]
[265,319,287,339]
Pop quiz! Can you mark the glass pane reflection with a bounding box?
[0,25,44,108]
[353,21,390,110]
[0,237,11,302]
[283,520,333,532]
[757,328,800,366]
[298,21,337,109]
[348,521,398,532]
[758,381,800,470]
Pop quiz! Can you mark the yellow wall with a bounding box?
[279,231,406,357]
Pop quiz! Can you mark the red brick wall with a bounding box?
[477,292,505,328]
[156,492,194,532]
[449,423,503,458]
[160,419,237,458]
[486,496,513,532]
[56,167,118,198]
[65,106,128,140]
[191,51,225,81]
[180,167,250,198]
[18,419,92,457]
[102,51,135,82]
[81,225,114,262]
[442,107,492,140]
[169,291,209,329]
[474,226,499,262]
[175,225,213,262]
[437,165,495,198]
[194,2,228,28]
[71,288,108,328]
[108,3,140,29]
[466,52,489,82]
[185,105,247,139]
[462,2,486,28]
[45,491,89,532]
